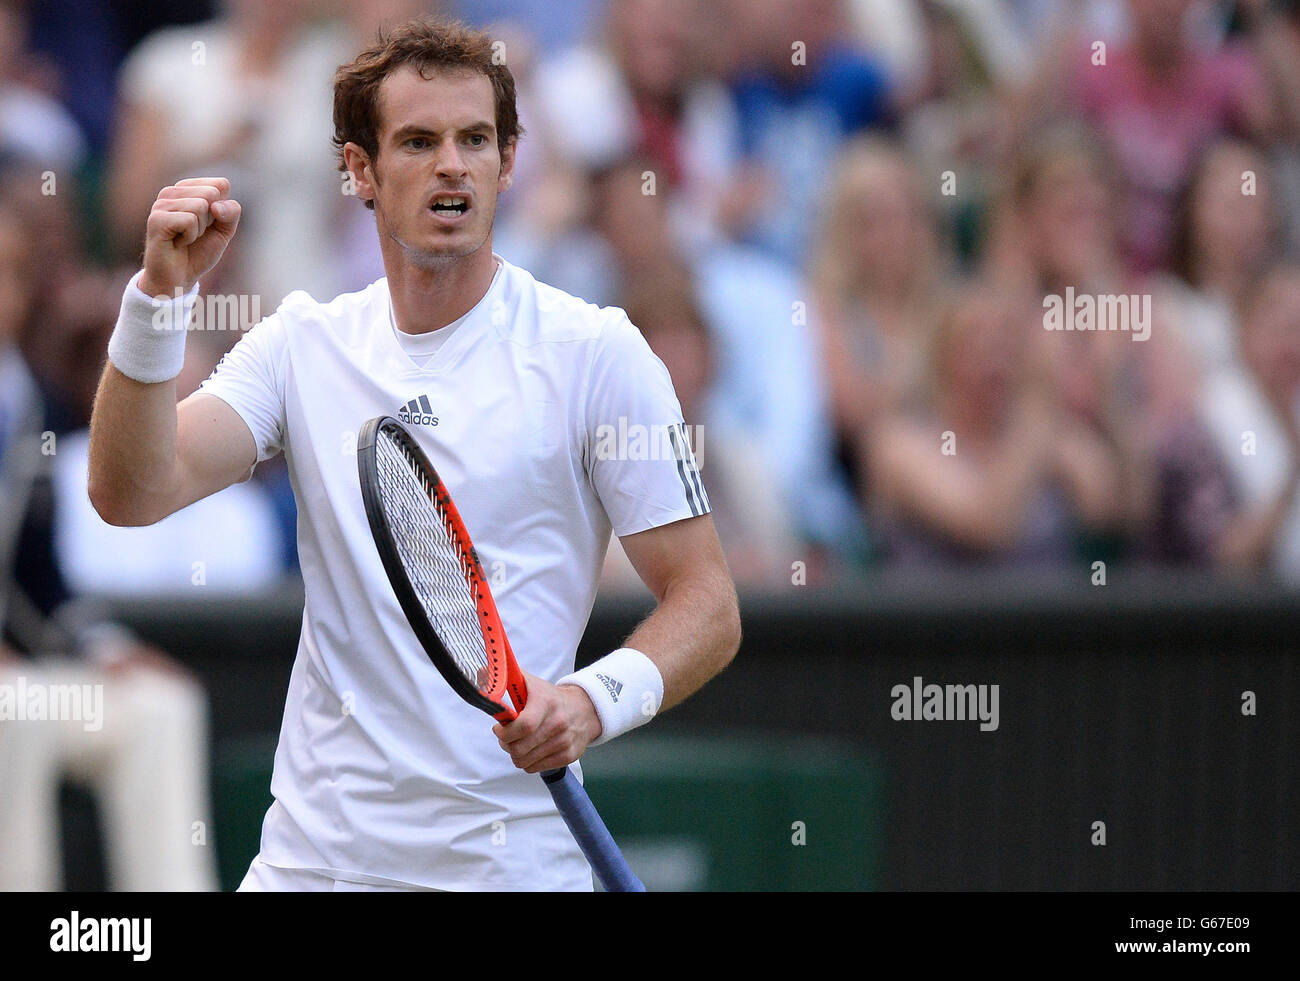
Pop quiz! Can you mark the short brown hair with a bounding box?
[332,18,524,209]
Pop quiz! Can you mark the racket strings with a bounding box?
[375,432,495,691]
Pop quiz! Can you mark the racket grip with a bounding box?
[542,767,646,893]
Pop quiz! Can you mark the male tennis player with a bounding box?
[88,18,741,891]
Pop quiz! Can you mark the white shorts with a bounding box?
[237,857,443,892]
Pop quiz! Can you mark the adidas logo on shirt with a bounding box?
[596,673,623,703]
[397,395,439,427]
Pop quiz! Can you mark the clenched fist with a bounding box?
[138,177,241,299]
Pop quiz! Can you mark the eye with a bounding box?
[466,134,488,148]
[405,136,430,150]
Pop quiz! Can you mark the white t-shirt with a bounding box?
[1202,365,1300,582]
[198,256,708,890]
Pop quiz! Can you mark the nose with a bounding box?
[434,137,468,182]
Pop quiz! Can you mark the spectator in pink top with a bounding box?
[1071,0,1275,274]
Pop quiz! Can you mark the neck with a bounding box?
[382,235,499,335]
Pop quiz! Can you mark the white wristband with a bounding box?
[558,647,663,746]
[106,271,199,383]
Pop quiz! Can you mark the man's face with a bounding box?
[352,65,514,267]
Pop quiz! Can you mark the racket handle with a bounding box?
[542,767,646,892]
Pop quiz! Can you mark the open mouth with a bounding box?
[430,195,470,219]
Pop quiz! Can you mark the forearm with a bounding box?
[557,516,739,751]
[977,451,1052,542]
[91,178,247,527]
[87,268,203,525]
[1054,435,1123,529]
[621,568,741,713]
[87,364,184,526]
[913,444,1052,551]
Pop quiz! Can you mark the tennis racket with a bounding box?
[356,415,645,892]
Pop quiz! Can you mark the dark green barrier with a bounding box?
[105,569,1300,891]
[206,732,883,892]
[211,737,276,891]
[582,733,883,891]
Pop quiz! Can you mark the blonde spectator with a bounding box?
[869,282,1132,565]
[989,123,1194,441]
[810,137,948,492]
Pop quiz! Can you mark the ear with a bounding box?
[498,136,518,194]
[342,141,378,207]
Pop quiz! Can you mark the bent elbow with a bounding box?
[720,593,742,668]
[88,478,159,527]
[88,478,123,525]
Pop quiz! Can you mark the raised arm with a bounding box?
[88,178,254,527]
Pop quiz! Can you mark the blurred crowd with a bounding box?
[3,0,1300,611]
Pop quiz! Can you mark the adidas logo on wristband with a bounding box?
[557,648,662,746]
[596,673,623,702]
